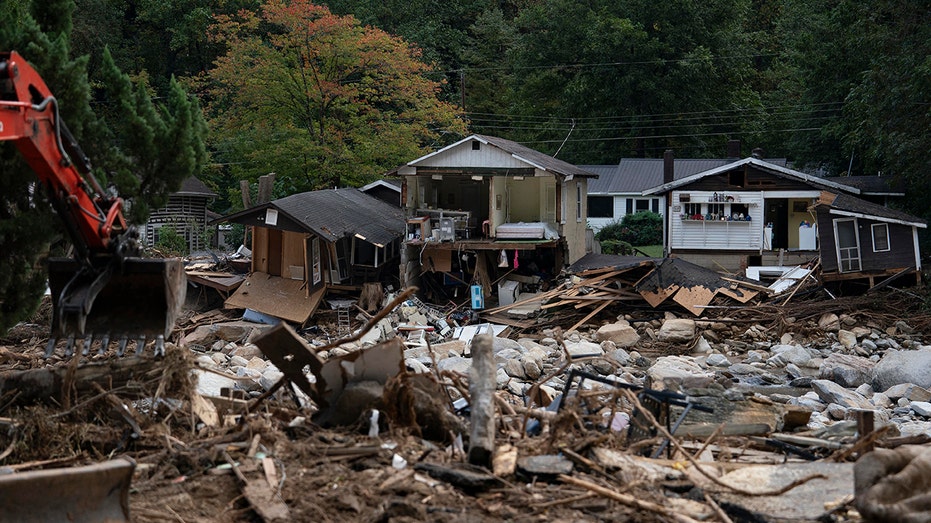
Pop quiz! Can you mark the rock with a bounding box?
[693,336,713,354]
[229,355,249,367]
[326,381,384,426]
[491,337,523,354]
[810,379,873,409]
[405,358,430,374]
[504,358,526,379]
[818,313,840,332]
[193,369,238,396]
[564,340,604,358]
[229,344,263,360]
[705,353,730,367]
[884,383,931,403]
[657,319,696,343]
[594,323,640,347]
[837,330,858,349]
[910,402,931,417]
[517,455,573,479]
[768,344,812,367]
[430,340,467,359]
[608,349,630,366]
[873,349,931,391]
[436,356,472,375]
[647,356,715,391]
[523,359,542,380]
[819,353,874,388]
[259,368,284,390]
[246,356,267,371]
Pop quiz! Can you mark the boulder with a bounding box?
[873,349,931,391]
[819,353,874,388]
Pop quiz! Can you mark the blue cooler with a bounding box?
[470,284,484,309]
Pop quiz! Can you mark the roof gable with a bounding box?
[391,134,597,178]
[817,191,926,228]
[643,157,859,195]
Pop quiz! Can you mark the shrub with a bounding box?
[600,240,634,255]
[155,225,188,256]
[595,211,663,246]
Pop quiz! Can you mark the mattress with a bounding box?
[495,222,559,240]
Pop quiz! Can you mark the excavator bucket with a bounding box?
[47,257,186,357]
[0,457,135,522]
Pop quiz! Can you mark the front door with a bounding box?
[834,218,861,272]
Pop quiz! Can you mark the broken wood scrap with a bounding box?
[468,334,496,468]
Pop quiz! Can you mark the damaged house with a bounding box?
[640,154,925,286]
[388,134,597,305]
[218,188,406,324]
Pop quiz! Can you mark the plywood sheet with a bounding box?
[425,248,452,273]
[716,286,759,303]
[638,284,678,308]
[672,285,716,316]
[224,272,324,324]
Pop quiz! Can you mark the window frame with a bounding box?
[871,223,890,252]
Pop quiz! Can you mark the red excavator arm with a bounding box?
[0,51,184,357]
[0,51,127,259]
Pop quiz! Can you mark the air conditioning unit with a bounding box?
[438,217,455,241]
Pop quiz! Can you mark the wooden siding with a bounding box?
[816,209,917,273]
[145,195,210,251]
[684,169,816,192]
[416,141,529,169]
[669,191,764,251]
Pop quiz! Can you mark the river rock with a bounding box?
[810,379,873,409]
[873,349,931,391]
[819,353,874,388]
[595,323,641,347]
[647,356,715,390]
[658,319,696,343]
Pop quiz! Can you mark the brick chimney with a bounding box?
[726,139,741,159]
[663,149,674,185]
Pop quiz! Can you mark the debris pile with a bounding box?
[3,258,931,521]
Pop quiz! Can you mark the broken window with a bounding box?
[871,223,890,252]
[834,218,861,272]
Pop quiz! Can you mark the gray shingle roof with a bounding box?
[822,175,904,195]
[821,192,926,227]
[472,134,598,178]
[273,188,406,246]
[176,176,217,197]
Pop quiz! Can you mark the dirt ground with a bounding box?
[4,289,931,522]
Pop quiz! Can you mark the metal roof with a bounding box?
[584,159,737,194]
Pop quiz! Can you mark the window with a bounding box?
[588,196,613,218]
[576,184,582,221]
[635,199,650,212]
[871,223,890,252]
[684,203,702,217]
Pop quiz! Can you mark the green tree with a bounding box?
[0,0,207,332]
[503,0,759,163]
[204,0,466,193]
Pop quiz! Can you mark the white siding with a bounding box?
[669,191,764,251]
[416,142,529,169]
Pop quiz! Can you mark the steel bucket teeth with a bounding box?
[44,333,167,358]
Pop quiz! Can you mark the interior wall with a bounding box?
[507,177,541,221]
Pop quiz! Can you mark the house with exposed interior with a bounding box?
[144,176,216,252]
[642,155,925,284]
[216,188,406,324]
[387,134,597,305]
